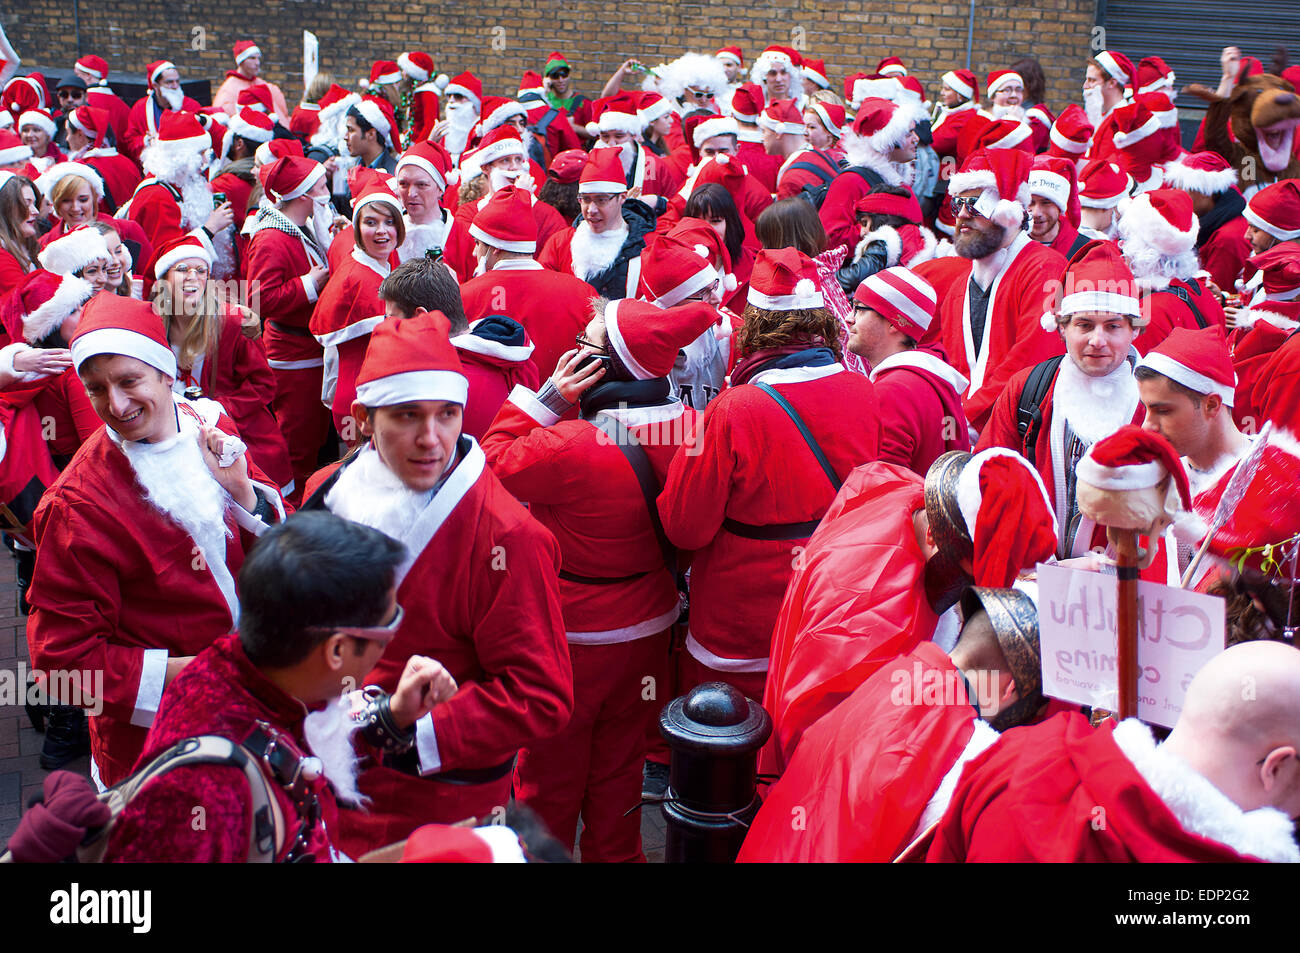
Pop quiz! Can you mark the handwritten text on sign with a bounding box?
[1036,563,1225,729]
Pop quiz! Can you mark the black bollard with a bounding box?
[658,681,771,863]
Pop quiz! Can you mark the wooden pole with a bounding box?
[1113,529,1140,720]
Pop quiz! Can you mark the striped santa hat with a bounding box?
[852,266,936,340]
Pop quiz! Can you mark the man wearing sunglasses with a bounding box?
[301,309,572,858]
[543,51,592,134]
[103,512,459,862]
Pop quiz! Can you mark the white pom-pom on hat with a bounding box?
[585,121,601,138]
[434,74,451,91]
[723,272,738,292]
[714,153,730,165]
[794,278,815,297]
[1040,310,1058,332]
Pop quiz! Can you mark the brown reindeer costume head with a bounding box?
[1186,74,1300,193]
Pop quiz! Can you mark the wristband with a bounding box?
[358,686,415,754]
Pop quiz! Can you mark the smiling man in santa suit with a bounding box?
[929,638,1300,863]
[26,294,286,789]
[301,311,572,856]
[937,147,1068,436]
[977,240,1145,558]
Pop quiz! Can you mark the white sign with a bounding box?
[1037,562,1225,728]
[303,31,319,94]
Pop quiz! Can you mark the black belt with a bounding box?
[267,320,313,337]
[558,568,650,585]
[383,751,516,786]
[722,517,821,541]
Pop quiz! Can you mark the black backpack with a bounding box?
[798,163,884,211]
[792,150,845,209]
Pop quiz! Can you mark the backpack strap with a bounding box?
[1015,355,1064,468]
[1152,282,1209,329]
[755,381,842,491]
[848,166,885,189]
[536,108,559,136]
[589,413,677,580]
[789,159,837,187]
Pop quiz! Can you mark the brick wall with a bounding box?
[6,0,1096,115]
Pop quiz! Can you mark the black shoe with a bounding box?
[39,706,89,771]
[642,761,670,802]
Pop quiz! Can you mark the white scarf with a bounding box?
[569,221,628,282]
[325,445,434,542]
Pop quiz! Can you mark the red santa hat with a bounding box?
[666,216,733,273]
[547,148,587,184]
[1026,103,1055,131]
[518,70,546,100]
[34,161,104,202]
[1201,432,1300,581]
[355,310,468,407]
[152,110,211,156]
[469,186,537,253]
[350,95,396,150]
[1120,188,1197,256]
[851,96,922,154]
[849,75,905,111]
[750,46,802,87]
[1136,56,1176,96]
[350,180,404,235]
[578,146,627,194]
[716,47,744,68]
[477,96,530,136]
[941,69,979,102]
[1245,180,1300,242]
[757,99,805,136]
[1076,424,1192,515]
[852,265,936,340]
[70,294,177,378]
[17,108,55,139]
[585,93,643,138]
[1162,151,1239,196]
[146,60,177,89]
[1138,91,1178,132]
[76,54,110,84]
[1236,57,1265,85]
[369,61,402,88]
[604,298,719,379]
[638,91,673,127]
[232,40,261,65]
[152,234,213,281]
[237,84,275,116]
[0,128,31,165]
[841,71,869,103]
[1136,325,1237,406]
[985,70,1023,98]
[802,58,830,90]
[807,101,845,140]
[2,76,43,120]
[1029,154,1081,227]
[65,106,110,149]
[876,57,908,78]
[221,106,274,160]
[1047,104,1093,158]
[955,449,1058,588]
[728,84,764,123]
[691,114,740,149]
[259,154,325,204]
[641,234,723,307]
[398,52,434,84]
[399,823,527,864]
[965,115,1034,153]
[948,147,1034,231]
[254,138,304,166]
[474,124,526,168]
[1054,239,1142,323]
[444,72,483,111]
[1251,242,1300,301]
[37,224,110,276]
[2,268,95,344]
[747,247,824,311]
[853,188,921,222]
[1078,158,1131,208]
[396,139,453,193]
[1091,50,1136,94]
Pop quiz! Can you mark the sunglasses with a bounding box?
[305,603,404,647]
[684,88,711,100]
[58,89,83,99]
[549,68,570,78]
[950,196,985,218]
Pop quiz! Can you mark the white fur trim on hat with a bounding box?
[1094,52,1130,87]
[653,263,719,308]
[395,154,446,192]
[803,65,830,89]
[17,110,56,139]
[985,120,1032,151]
[1162,161,1237,196]
[1049,122,1088,154]
[1060,290,1142,318]
[38,227,111,276]
[692,115,740,148]
[397,53,429,83]
[947,169,1031,231]
[35,162,104,200]
[757,112,805,136]
[1244,203,1300,242]
[1137,351,1236,406]
[862,100,926,155]
[235,45,262,65]
[352,100,393,147]
[0,138,31,165]
[273,163,325,203]
[639,97,673,126]
[482,100,529,134]
[71,327,178,378]
[1113,114,1161,149]
[748,276,824,311]
[716,50,742,67]
[23,274,94,343]
[153,241,213,281]
[1028,170,1071,213]
[604,299,654,381]
[1119,193,1196,255]
[598,108,644,137]
[941,70,974,100]
[809,102,843,139]
[468,221,536,254]
[443,83,481,110]
[355,369,469,407]
[850,77,903,110]
[1076,454,1165,492]
[986,72,1024,97]
[475,135,526,168]
[955,446,1057,539]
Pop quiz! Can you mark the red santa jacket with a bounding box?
[483,387,696,638]
[1201,215,1251,292]
[126,179,210,281]
[658,358,881,669]
[27,397,283,785]
[104,633,344,862]
[442,189,569,282]
[912,254,971,318]
[309,246,388,435]
[935,231,1067,433]
[737,137,780,193]
[302,438,572,847]
[760,461,940,774]
[931,103,980,159]
[211,169,254,231]
[927,713,1300,862]
[123,94,203,164]
[460,259,595,381]
[1134,277,1227,356]
[0,248,28,291]
[245,218,325,367]
[79,149,143,213]
[818,161,909,253]
[742,643,987,862]
[171,308,293,493]
[1232,315,1296,430]
[870,346,972,474]
[451,318,540,441]
[86,87,132,143]
[1045,218,1089,259]
[1252,324,1300,431]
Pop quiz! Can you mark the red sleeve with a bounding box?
[127,187,185,276]
[1260,356,1300,432]
[0,249,27,292]
[122,102,148,164]
[657,398,734,551]
[220,326,278,423]
[537,230,567,272]
[819,173,870,252]
[872,376,920,469]
[61,369,104,445]
[481,397,585,505]
[974,369,1030,453]
[246,233,312,327]
[546,111,582,155]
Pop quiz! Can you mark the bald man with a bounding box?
[928,640,1300,862]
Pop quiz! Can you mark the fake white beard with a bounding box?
[309,197,336,254]
[158,86,185,111]
[1083,86,1104,128]
[839,131,914,187]
[325,444,433,543]
[569,220,628,282]
[400,217,448,262]
[119,416,230,579]
[990,103,1027,122]
[594,140,637,176]
[444,102,478,155]
[487,166,523,192]
[302,694,367,807]
[1121,240,1200,287]
[1052,352,1139,445]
